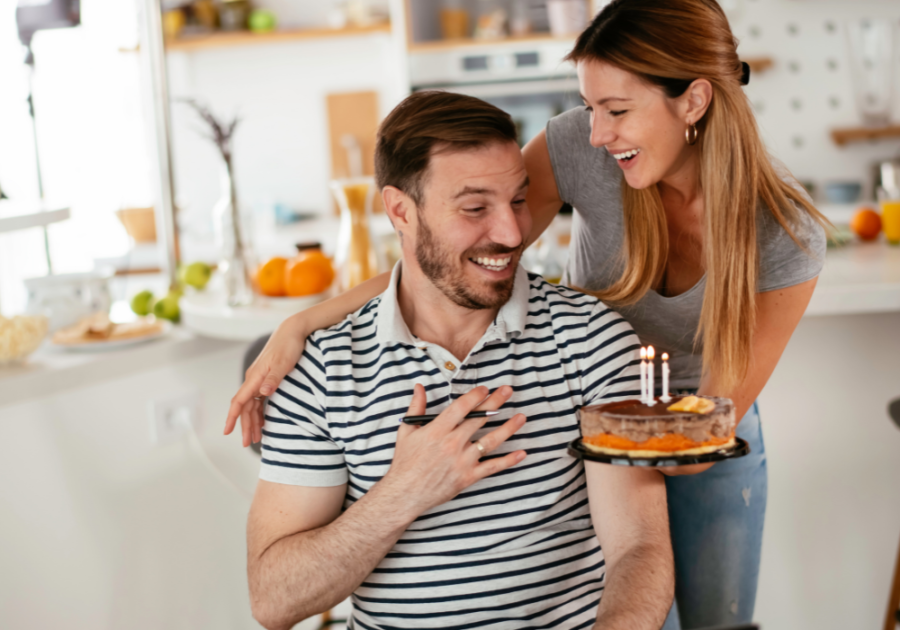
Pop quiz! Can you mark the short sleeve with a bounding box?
[259,341,348,487]
[757,169,827,292]
[577,300,642,406]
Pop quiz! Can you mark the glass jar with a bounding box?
[218,0,251,31]
[330,177,381,291]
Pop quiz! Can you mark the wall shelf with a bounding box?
[830,125,900,147]
[165,23,391,52]
[408,33,572,53]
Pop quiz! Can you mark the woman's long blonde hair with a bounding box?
[566,0,828,391]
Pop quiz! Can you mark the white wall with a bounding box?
[166,32,407,262]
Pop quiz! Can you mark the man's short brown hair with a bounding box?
[374,91,518,206]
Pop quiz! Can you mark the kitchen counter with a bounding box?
[0,328,242,408]
[806,240,900,316]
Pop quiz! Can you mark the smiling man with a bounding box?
[246,91,673,630]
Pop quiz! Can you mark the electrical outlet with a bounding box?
[148,390,203,445]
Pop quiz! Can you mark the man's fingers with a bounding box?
[472,385,513,412]
[429,386,490,433]
[405,383,427,417]
[471,414,527,454]
[474,449,527,479]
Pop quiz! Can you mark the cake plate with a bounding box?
[568,437,750,467]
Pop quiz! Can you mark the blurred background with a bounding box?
[1,1,900,629]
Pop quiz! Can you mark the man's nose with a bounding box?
[589,115,615,149]
[488,203,527,249]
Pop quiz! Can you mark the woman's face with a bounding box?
[577,59,701,191]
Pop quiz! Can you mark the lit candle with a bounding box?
[639,347,648,404]
[660,352,672,403]
[646,346,656,405]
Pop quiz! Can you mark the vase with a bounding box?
[213,162,254,307]
[330,177,381,292]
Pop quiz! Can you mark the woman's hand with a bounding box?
[224,271,394,448]
[224,317,308,447]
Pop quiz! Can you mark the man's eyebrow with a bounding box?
[453,176,530,199]
[579,93,632,106]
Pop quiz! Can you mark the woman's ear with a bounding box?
[684,78,713,124]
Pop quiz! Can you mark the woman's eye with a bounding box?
[583,105,593,113]
[610,110,627,117]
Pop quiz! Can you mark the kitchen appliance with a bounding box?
[409,38,582,146]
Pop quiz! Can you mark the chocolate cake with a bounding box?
[577,395,737,457]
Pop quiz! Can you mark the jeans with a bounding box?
[661,401,767,630]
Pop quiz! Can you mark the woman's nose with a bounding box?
[590,117,614,149]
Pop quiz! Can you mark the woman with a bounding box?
[226,0,827,627]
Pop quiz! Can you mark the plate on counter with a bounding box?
[567,437,750,467]
[51,318,171,352]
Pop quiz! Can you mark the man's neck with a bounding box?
[396,265,500,362]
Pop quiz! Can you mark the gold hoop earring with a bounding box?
[685,123,699,145]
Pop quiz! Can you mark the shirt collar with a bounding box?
[375,262,531,347]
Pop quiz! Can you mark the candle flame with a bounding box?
[640,347,647,359]
[662,353,669,361]
[647,346,655,360]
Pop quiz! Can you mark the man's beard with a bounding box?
[415,208,520,310]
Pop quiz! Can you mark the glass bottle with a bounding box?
[330,177,380,291]
[213,164,254,307]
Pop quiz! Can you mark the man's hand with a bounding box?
[378,384,527,519]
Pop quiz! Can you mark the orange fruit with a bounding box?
[285,250,334,296]
[850,207,882,241]
[256,257,288,296]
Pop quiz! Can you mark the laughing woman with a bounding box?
[225,0,827,627]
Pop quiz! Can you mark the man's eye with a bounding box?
[464,207,485,213]
[512,198,526,206]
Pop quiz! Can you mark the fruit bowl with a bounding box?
[255,289,331,311]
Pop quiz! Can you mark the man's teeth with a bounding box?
[473,256,511,270]
[612,148,641,160]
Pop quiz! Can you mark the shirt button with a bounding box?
[444,361,456,371]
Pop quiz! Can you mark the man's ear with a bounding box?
[683,78,713,125]
[383,186,415,233]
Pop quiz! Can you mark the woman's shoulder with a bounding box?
[756,158,828,292]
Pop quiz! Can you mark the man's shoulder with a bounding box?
[525,272,614,318]
[306,294,384,353]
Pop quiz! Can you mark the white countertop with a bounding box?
[0,328,242,408]
[807,240,900,316]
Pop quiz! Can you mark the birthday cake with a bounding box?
[577,395,737,457]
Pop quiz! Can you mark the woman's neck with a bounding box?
[657,148,702,211]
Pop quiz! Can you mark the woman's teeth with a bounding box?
[473,256,511,271]
[612,148,641,161]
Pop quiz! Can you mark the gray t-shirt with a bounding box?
[546,107,826,389]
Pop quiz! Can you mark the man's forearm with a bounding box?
[249,482,416,630]
[593,542,674,630]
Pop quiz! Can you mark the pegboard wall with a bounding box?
[727,0,900,201]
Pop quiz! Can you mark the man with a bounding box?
[248,91,673,629]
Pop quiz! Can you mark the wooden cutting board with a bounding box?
[326,90,383,213]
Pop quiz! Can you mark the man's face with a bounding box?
[411,140,532,310]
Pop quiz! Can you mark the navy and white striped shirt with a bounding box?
[261,263,641,629]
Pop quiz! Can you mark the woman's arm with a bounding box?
[224,272,391,446]
[522,130,565,249]
[664,275,819,476]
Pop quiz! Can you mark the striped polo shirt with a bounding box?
[261,263,641,629]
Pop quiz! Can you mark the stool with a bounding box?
[885,399,900,630]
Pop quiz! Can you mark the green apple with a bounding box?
[130,290,155,316]
[179,261,212,290]
[248,9,277,33]
[153,293,181,323]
